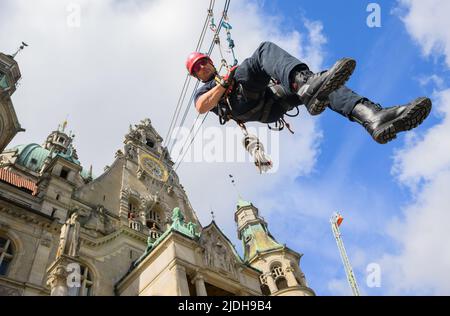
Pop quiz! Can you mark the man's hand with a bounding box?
[215,65,238,89]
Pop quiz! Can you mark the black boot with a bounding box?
[293,58,356,116]
[350,97,432,144]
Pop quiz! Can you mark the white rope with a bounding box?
[242,134,273,174]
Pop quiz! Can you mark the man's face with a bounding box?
[193,58,216,82]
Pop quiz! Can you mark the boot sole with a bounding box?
[307,58,356,115]
[373,97,432,144]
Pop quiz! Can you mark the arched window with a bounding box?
[275,277,288,291]
[148,210,161,222]
[128,200,139,212]
[67,264,94,296]
[0,237,14,276]
[270,263,284,279]
[146,138,155,148]
[270,263,288,291]
[128,198,140,220]
[146,209,162,231]
[260,284,271,296]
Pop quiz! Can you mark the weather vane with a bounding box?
[12,42,28,58]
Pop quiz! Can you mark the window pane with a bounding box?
[0,257,11,275]
[0,73,9,89]
[0,237,7,249]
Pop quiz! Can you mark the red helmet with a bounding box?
[185,52,212,76]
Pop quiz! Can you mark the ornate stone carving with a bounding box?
[124,142,137,160]
[46,263,69,295]
[115,149,124,158]
[136,166,145,180]
[200,230,236,275]
[127,124,143,142]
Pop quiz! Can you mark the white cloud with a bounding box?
[1,0,326,247]
[327,278,352,296]
[417,75,445,90]
[393,89,450,190]
[378,0,450,295]
[399,0,450,67]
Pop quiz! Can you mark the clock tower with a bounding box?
[0,51,24,153]
[119,118,201,236]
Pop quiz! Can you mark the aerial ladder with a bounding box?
[330,212,361,296]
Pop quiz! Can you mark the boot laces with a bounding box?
[298,70,315,83]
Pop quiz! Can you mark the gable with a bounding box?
[199,222,243,277]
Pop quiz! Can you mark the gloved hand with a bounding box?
[215,65,238,89]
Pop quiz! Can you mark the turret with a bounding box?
[235,198,315,296]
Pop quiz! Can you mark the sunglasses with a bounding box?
[192,58,209,74]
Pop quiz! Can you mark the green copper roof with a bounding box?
[55,152,80,165]
[242,223,284,262]
[133,207,200,267]
[11,143,93,179]
[16,143,51,172]
[237,198,252,209]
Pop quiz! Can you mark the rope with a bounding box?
[163,0,216,150]
[146,0,232,216]
[242,134,273,174]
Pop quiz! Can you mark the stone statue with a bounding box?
[141,118,151,127]
[187,222,197,236]
[200,232,214,267]
[214,241,228,271]
[56,212,81,258]
[124,143,137,159]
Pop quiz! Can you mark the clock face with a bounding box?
[139,153,169,182]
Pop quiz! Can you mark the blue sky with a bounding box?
[2,0,450,296]
[250,0,450,295]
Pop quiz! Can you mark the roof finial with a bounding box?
[12,42,28,58]
[210,207,215,221]
[62,116,68,132]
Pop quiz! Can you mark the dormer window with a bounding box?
[146,138,155,148]
[30,158,38,165]
[60,167,70,180]
[0,72,9,89]
[58,137,65,144]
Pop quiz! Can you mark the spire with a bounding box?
[234,198,283,263]
[234,199,315,295]
[62,118,68,132]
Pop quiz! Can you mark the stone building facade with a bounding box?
[0,51,315,296]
